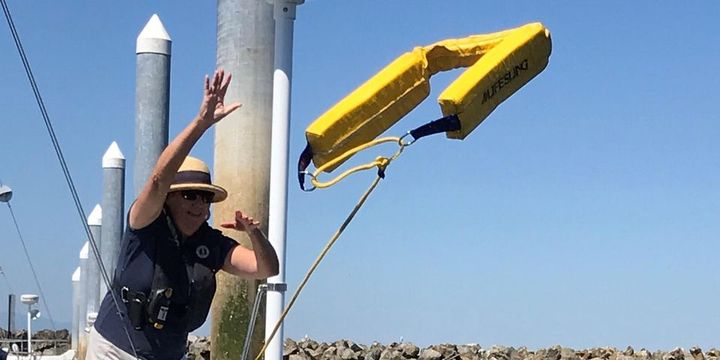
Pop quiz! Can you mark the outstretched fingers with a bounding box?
[219,73,232,98]
[213,69,224,93]
[205,68,232,96]
[225,102,242,114]
[199,68,242,123]
[218,210,259,233]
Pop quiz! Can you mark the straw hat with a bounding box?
[168,156,227,203]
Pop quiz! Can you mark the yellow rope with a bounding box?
[254,171,386,360]
[310,137,401,189]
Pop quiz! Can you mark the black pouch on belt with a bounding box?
[122,288,147,331]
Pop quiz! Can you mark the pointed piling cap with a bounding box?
[72,266,81,282]
[137,14,172,55]
[79,241,89,259]
[88,204,102,226]
[102,141,126,169]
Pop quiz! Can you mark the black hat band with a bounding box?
[173,170,212,185]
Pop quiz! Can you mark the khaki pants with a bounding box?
[86,326,142,360]
[86,325,188,360]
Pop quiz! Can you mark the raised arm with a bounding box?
[129,69,241,230]
[220,211,280,279]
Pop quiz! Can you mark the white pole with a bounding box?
[26,304,31,357]
[266,1,302,360]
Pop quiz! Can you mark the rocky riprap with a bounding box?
[0,328,70,355]
[183,336,720,360]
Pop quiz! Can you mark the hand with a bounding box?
[198,69,242,126]
[221,210,260,233]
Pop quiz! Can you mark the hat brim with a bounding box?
[169,183,228,203]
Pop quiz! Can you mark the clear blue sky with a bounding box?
[1,0,719,351]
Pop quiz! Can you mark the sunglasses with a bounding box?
[180,190,214,204]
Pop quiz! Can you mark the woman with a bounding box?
[87,69,279,360]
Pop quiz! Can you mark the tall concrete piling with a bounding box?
[134,14,171,196]
[100,142,125,292]
[87,205,102,313]
[71,266,81,351]
[212,0,275,358]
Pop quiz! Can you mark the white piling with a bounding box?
[78,241,89,353]
[71,266,81,351]
[87,205,102,313]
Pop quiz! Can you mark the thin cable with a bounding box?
[4,202,56,330]
[254,174,384,360]
[0,2,139,357]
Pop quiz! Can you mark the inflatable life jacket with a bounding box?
[119,211,217,333]
[156,212,216,332]
[299,22,552,179]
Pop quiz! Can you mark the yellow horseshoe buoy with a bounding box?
[303,22,551,173]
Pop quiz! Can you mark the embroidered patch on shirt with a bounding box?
[195,245,210,259]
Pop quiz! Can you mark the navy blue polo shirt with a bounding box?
[95,211,237,360]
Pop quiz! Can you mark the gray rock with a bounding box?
[301,339,321,351]
[515,347,530,360]
[187,336,210,360]
[419,349,443,360]
[561,347,578,360]
[547,348,562,360]
[489,346,511,360]
[290,354,310,360]
[324,346,338,358]
[349,341,364,353]
[435,344,459,359]
[664,348,685,360]
[366,347,383,360]
[623,347,634,356]
[186,335,210,360]
[637,349,653,360]
[285,338,301,356]
[458,344,482,360]
[575,350,589,360]
[340,347,358,360]
[589,348,615,360]
[302,346,321,359]
[381,349,404,360]
[535,347,561,360]
[690,347,704,360]
[400,343,420,358]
